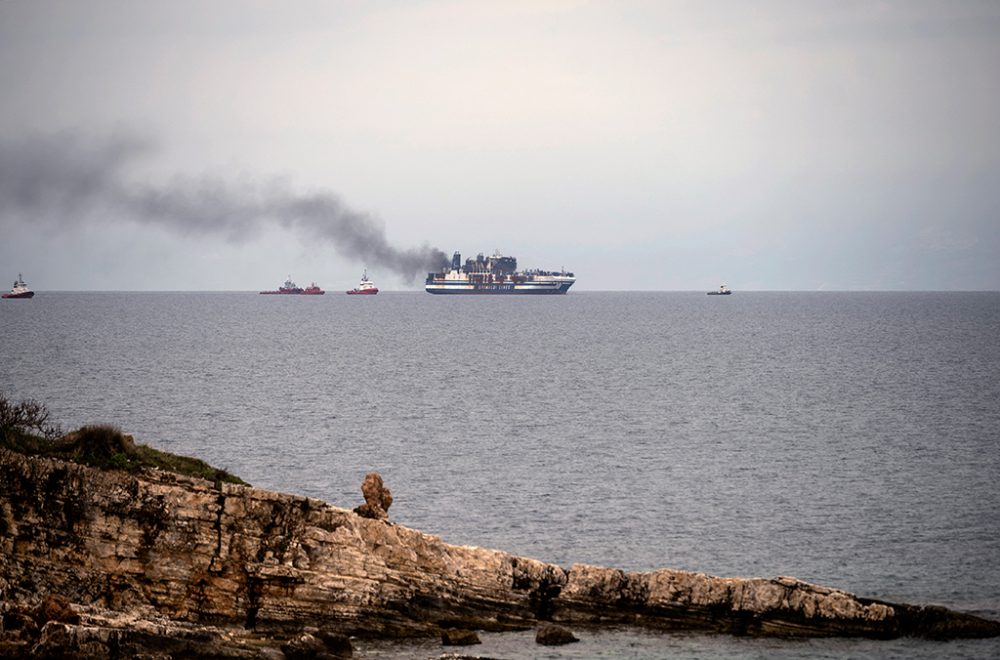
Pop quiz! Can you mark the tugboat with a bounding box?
[707,284,732,295]
[302,282,325,295]
[2,273,34,299]
[346,270,378,295]
[260,276,303,294]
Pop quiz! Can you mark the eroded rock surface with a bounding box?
[1,447,997,658]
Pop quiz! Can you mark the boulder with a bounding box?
[316,630,353,657]
[535,624,579,646]
[280,632,326,659]
[33,593,80,628]
[441,629,482,646]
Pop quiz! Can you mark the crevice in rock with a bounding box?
[530,578,562,621]
[212,490,225,563]
[135,495,168,561]
[244,573,262,631]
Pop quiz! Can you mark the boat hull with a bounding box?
[346,289,378,295]
[425,282,573,294]
[2,291,34,299]
[260,289,327,295]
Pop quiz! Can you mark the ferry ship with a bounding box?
[2,273,34,299]
[425,251,575,295]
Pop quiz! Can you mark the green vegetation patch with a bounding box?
[1,394,246,486]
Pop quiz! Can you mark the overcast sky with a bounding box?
[1,0,998,291]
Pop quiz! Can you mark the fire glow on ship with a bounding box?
[425,251,575,295]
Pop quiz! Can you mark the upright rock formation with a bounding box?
[1,446,997,656]
[352,472,393,520]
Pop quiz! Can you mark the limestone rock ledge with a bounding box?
[1,447,997,651]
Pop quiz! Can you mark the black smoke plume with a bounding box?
[0,131,449,280]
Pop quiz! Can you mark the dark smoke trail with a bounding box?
[0,131,449,280]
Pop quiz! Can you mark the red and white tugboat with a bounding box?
[346,270,378,295]
[2,273,34,299]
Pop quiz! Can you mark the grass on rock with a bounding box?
[1,394,246,485]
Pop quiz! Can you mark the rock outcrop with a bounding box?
[1,447,997,657]
[351,472,392,520]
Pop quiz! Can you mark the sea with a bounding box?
[2,291,999,659]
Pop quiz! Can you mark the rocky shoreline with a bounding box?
[2,447,998,657]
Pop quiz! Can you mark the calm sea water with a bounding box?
[3,291,999,658]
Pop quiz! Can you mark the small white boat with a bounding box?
[707,284,731,296]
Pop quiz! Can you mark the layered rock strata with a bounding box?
[1,447,997,651]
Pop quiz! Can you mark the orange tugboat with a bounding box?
[346,270,378,295]
[2,273,34,299]
[260,276,324,295]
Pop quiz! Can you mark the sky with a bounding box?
[1,0,999,291]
